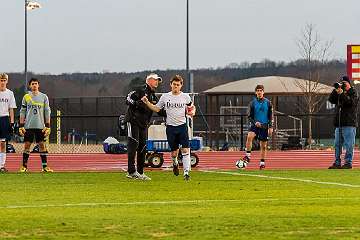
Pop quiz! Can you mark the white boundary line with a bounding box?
[201,170,360,188]
[1,197,360,210]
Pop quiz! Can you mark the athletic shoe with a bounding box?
[19,166,28,173]
[328,163,341,169]
[173,163,179,176]
[126,171,141,179]
[0,167,8,173]
[138,173,151,181]
[184,174,190,181]
[341,163,352,169]
[42,167,53,173]
[259,161,265,170]
[243,155,250,163]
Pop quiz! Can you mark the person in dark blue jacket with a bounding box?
[237,84,273,170]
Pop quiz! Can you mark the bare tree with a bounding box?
[295,23,333,147]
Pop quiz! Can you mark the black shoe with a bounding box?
[341,163,353,169]
[0,167,8,173]
[184,174,190,181]
[328,164,341,169]
[173,163,179,176]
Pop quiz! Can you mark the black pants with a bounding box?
[127,122,147,174]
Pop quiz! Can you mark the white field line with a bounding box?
[202,170,360,188]
[1,197,360,210]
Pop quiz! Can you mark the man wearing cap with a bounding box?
[124,73,162,180]
[0,73,17,173]
[328,76,358,169]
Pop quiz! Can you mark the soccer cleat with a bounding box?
[126,171,141,179]
[328,163,341,169]
[42,167,53,173]
[242,155,250,163]
[341,163,352,169]
[0,167,8,173]
[173,163,179,176]
[138,173,151,181]
[19,166,28,173]
[184,174,190,181]
[259,161,265,170]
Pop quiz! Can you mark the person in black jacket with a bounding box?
[328,76,358,169]
[125,73,162,180]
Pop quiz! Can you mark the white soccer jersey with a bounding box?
[156,91,192,126]
[0,89,17,117]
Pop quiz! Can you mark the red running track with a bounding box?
[3,150,359,172]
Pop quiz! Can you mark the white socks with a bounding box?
[182,152,191,175]
[0,152,6,168]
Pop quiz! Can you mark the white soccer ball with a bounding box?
[235,160,247,169]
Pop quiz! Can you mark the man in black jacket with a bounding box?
[125,73,162,180]
[328,76,358,169]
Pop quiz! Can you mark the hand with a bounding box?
[268,127,273,135]
[336,88,343,94]
[42,127,51,137]
[9,123,14,135]
[255,122,262,128]
[186,105,195,117]
[141,96,149,104]
[19,127,26,136]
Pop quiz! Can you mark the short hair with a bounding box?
[170,74,184,84]
[0,73,8,80]
[28,78,39,85]
[255,84,264,91]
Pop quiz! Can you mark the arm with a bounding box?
[339,88,358,107]
[44,95,51,126]
[141,96,161,112]
[247,100,255,126]
[328,89,339,104]
[19,96,27,136]
[267,100,274,128]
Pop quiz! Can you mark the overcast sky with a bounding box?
[0,0,358,74]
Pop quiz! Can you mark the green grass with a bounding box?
[1,170,360,239]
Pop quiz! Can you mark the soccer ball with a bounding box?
[235,160,247,169]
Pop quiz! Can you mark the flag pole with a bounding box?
[24,0,28,92]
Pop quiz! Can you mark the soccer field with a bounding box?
[1,170,360,239]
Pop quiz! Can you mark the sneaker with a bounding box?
[19,166,28,173]
[138,173,151,181]
[328,163,342,169]
[0,167,8,173]
[126,171,141,179]
[173,163,179,176]
[341,163,353,169]
[259,161,265,170]
[243,155,250,163]
[184,174,190,181]
[42,167,54,172]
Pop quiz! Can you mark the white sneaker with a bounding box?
[138,173,151,181]
[126,171,141,179]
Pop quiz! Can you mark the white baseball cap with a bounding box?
[146,73,162,82]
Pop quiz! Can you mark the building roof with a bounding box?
[203,76,333,95]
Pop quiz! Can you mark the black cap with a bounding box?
[341,76,351,84]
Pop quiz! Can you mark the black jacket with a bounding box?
[328,87,359,127]
[124,84,159,128]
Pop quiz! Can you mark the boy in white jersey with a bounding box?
[19,78,52,172]
[142,75,196,181]
[0,73,17,173]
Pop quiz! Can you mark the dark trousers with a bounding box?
[127,122,147,174]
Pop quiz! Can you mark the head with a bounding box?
[146,73,162,90]
[0,73,8,90]
[341,76,351,91]
[170,75,184,94]
[28,78,40,92]
[255,85,265,99]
